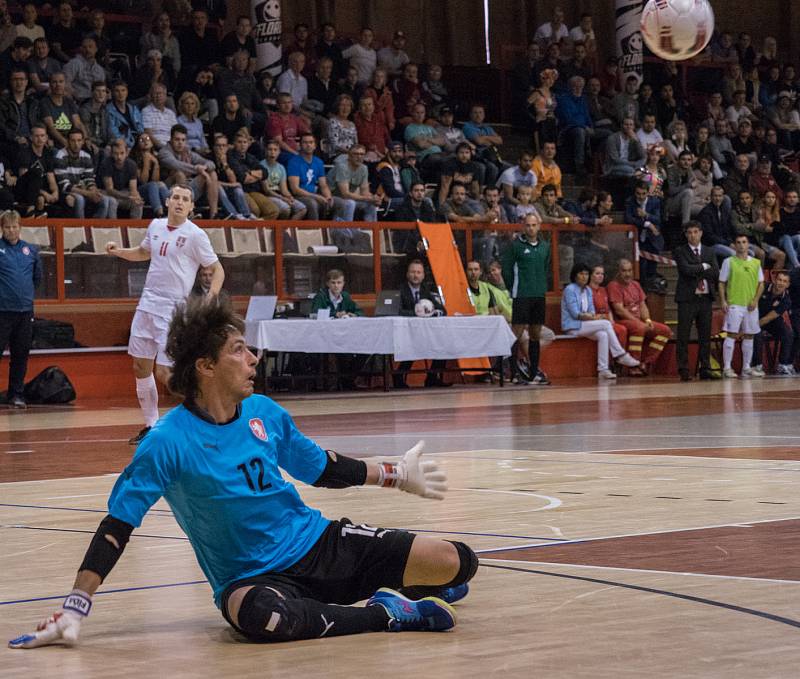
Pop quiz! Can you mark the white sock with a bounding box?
[741,338,754,369]
[135,375,159,427]
[722,338,735,369]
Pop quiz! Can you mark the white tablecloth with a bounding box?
[245,316,516,361]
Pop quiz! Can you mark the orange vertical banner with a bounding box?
[416,222,490,372]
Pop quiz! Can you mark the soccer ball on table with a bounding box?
[640,0,715,61]
[414,298,435,317]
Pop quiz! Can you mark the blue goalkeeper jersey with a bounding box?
[107,395,330,608]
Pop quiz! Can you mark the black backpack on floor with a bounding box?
[23,366,77,404]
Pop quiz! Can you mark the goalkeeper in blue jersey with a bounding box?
[9,296,477,648]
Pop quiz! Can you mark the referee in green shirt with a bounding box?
[501,213,551,385]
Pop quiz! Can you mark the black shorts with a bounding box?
[221,518,415,622]
[512,296,546,326]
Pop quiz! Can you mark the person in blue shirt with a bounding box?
[287,133,337,220]
[752,271,796,375]
[0,210,41,408]
[9,296,476,650]
[555,76,595,177]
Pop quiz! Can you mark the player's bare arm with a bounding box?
[105,242,151,261]
[206,261,225,297]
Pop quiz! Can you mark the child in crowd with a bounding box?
[513,185,540,223]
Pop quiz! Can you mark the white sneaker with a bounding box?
[740,367,753,379]
[776,364,794,376]
[749,366,765,377]
[598,369,617,379]
[723,367,737,378]
[616,352,641,368]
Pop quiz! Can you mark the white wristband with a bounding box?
[63,590,92,618]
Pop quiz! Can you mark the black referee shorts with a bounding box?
[511,296,546,326]
[221,517,416,619]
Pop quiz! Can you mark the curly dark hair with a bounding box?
[166,295,245,401]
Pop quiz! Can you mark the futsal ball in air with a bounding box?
[414,298,435,317]
[640,0,715,61]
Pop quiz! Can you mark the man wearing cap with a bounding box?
[375,141,407,212]
[434,106,471,154]
[377,31,410,79]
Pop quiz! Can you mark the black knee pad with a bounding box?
[235,587,296,642]
[446,541,479,586]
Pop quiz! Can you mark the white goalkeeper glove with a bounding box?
[377,440,448,500]
[8,590,91,649]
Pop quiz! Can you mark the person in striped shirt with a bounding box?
[53,127,116,218]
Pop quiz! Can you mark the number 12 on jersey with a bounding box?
[237,458,272,492]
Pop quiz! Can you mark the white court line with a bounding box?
[6,450,33,454]
[475,515,800,555]
[0,542,58,560]
[437,449,800,467]
[0,438,127,446]
[450,487,562,511]
[480,557,800,585]
[334,433,800,439]
[44,493,108,500]
[0,473,119,486]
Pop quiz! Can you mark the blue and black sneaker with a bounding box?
[367,588,456,632]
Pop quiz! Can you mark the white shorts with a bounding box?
[723,305,760,335]
[128,309,173,366]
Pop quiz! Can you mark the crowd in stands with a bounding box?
[5,1,800,385]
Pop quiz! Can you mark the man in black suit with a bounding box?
[394,259,449,388]
[674,221,720,381]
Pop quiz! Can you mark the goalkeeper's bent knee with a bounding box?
[235,588,303,643]
[445,541,478,587]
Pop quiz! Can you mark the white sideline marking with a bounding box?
[475,515,800,555]
[481,557,800,585]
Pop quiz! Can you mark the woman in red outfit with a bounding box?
[589,264,632,365]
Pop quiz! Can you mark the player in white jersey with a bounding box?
[105,183,224,443]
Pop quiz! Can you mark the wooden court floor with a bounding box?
[2,377,800,678]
